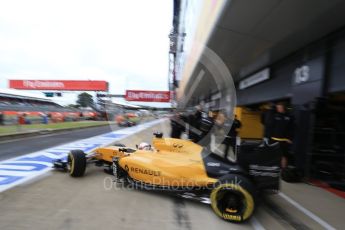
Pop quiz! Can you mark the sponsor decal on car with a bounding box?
[207,162,221,167]
[248,164,280,177]
[130,167,161,176]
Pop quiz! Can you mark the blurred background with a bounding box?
[1,0,345,191]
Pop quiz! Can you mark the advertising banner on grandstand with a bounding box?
[125,90,170,102]
[9,80,108,91]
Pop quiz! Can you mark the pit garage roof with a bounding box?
[210,0,345,81]
[180,0,345,105]
[0,88,52,102]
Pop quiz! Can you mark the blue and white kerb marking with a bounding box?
[0,119,164,192]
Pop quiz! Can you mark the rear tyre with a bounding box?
[210,174,255,222]
[67,150,86,177]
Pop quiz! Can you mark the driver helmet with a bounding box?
[138,142,151,150]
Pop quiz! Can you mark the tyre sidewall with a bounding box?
[210,174,256,222]
[68,150,86,177]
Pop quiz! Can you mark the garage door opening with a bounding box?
[309,92,345,191]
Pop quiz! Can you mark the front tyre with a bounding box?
[210,174,255,222]
[67,150,86,177]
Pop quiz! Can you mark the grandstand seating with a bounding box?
[0,92,90,125]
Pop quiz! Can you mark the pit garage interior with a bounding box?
[172,0,345,189]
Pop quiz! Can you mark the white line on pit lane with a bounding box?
[278,192,336,230]
[250,217,266,230]
[0,119,165,193]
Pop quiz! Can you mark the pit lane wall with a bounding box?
[0,119,167,193]
[174,0,226,101]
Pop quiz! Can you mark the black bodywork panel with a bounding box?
[201,151,245,178]
[237,142,281,190]
[201,142,281,191]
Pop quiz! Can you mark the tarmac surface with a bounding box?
[0,124,119,161]
[0,120,344,229]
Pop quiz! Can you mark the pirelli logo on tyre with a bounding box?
[222,214,242,221]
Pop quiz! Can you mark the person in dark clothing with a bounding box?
[193,106,202,122]
[198,112,214,146]
[261,103,275,143]
[170,112,186,138]
[268,102,294,169]
[0,112,4,125]
[188,106,203,142]
[223,115,242,159]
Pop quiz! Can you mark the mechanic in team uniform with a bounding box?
[188,106,203,142]
[211,111,226,157]
[223,115,242,160]
[268,102,294,169]
[261,103,275,143]
[197,111,214,146]
[170,112,186,138]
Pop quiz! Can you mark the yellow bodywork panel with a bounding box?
[235,107,263,139]
[94,138,217,187]
[94,147,126,162]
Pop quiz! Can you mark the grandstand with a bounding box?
[0,89,160,125]
[0,89,85,124]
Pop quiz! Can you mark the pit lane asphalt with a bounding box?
[0,120,343,229]
[0,124,120,161]
[0,121,325,230]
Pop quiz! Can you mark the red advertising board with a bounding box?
[9,80,108,91]
[125,90,170,102]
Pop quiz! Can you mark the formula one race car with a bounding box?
[53,133,281,223]
[118,120,136,127]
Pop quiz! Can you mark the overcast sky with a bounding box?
[0,0,172,106]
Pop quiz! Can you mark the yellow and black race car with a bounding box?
[53,133,281,223]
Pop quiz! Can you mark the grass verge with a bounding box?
[0,121,110,135]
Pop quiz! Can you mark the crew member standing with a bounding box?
[170,112,186,138]
[188,106,203,142]
[223,115,241,160]
[261,103,275,143]
[269,102,294,169]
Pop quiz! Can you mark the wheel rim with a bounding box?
[211,183,254,221]
[67,154,72,173]
[216,189,246,215]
